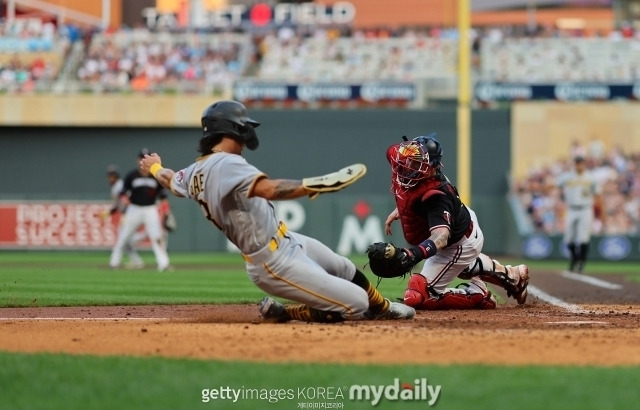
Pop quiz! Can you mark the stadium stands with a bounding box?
[0,17,68,92]
[254,27,458,81]
[479,36,640,83]
[73,28,250,94]
[5,19,640,92]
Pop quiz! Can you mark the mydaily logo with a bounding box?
[349,378,441,406]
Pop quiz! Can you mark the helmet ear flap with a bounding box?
[243,124,259,150]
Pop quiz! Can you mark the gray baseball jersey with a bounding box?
[556,169,599,244]
[170,152,370,319]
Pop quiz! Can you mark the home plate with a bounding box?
[546,321,609,325]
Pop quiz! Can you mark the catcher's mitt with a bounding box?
[366,242,421,279]
[302,163,367,200]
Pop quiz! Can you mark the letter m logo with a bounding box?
[337,216,384,255]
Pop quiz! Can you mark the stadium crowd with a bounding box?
[75,27,248,93]
[6,17,640,93]
[0,17,66,92]
[514,141,640,236]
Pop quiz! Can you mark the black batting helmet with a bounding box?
[200,100,261,151]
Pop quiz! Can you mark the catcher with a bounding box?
[367,134,529,310]
[139,100,414,323]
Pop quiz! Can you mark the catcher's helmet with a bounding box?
[201,100,261,150]
[391,133,443,189]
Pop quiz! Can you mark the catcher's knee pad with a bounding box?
[403,274,430,308]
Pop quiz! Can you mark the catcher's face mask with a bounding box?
[392,141,432,189]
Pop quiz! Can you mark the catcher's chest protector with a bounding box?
[393,178,448,245]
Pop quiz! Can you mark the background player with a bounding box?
[138,99,415,323]
[109,149,172,272]
[555,156,602,273]
[372,134,529,310]
[104,165,145,269]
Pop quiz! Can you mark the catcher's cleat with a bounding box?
[506,264,529,305]
[259,296,287,322]
[367,299,415,320]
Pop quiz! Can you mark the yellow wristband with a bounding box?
[149,163,163,178]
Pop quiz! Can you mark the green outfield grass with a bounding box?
[1,351,638,410]
[0,251,415,307]
[1,251,639,410]
[0,251,638,307]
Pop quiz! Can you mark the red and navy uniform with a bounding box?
[387,144,472,247]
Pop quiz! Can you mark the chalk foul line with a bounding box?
[560,271,623,290]
[527,285,588,314]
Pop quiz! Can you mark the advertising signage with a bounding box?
[233,82,416,104]
[475,82,640,102]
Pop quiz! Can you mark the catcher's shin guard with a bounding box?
[403,274,431,308]
[404,274,496,310]
[472,254,529,305]
[435,291,496,310]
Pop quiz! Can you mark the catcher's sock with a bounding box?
[285,305,344,323]
[351,270,389,315]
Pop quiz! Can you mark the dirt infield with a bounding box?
[1,270,639,366]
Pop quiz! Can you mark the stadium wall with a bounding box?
[512,102,640,180]
[0,95,222,127]
[0,109,511,254]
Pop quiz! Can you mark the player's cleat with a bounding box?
[506,264,529,305]
[158,265,175,272]
[367,299,415,320]
[259,296,287,322]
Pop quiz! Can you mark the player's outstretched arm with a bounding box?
[151,167,175,190]
[251,161,367,200]
[251,177,312,200]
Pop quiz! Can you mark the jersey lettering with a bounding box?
[131,177,158,188]
[189,173,205,197]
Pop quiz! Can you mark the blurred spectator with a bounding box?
[76,28,247,94]
[0,17,69,93]
[515,148,640,236]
